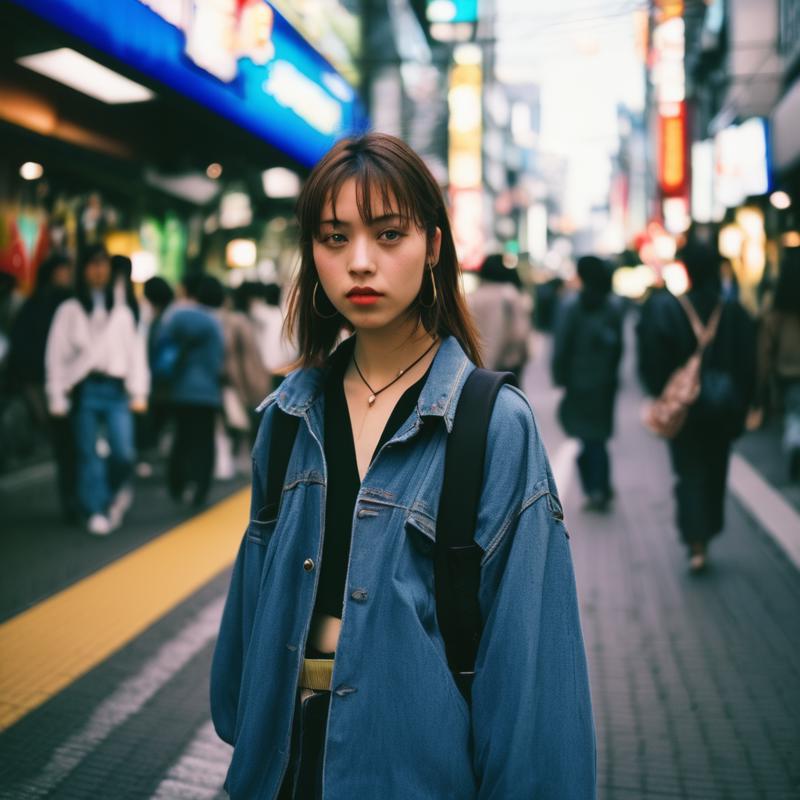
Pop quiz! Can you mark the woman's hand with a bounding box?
[130,398,148,414]
[745,407,764,431]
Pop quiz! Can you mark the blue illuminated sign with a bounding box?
[10,0,369,167]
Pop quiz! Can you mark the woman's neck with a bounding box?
[352,321,438,386]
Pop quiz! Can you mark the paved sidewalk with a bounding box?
[0,455,247,621]
[736,417,800,513]
[528,335,800,800]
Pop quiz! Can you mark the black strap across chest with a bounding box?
[264,367,517,702]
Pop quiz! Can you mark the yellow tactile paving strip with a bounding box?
[0,489,248,731]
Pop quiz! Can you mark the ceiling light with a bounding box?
[20,161,44,180]
[17,48,154,104]
[427,0,457,22]
[770,190,791,210]
[226,239,257,268]
[206,163,223,180]
[262,167,301,198]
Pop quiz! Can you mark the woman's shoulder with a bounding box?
[50,297,83,325]
[485,382,541,459]
[480,380,558,510]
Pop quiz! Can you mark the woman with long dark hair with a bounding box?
[45,245,149,535]
[638,240,756,572]
[210,133,595,799]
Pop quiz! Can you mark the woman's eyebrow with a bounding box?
[319,213,405,227]
[369,213,404,225]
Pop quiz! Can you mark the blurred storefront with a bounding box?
[0,0,368,292]
[682,0,800,312]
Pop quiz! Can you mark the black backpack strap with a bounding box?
[435,368,518,702]
[263,408,300,520]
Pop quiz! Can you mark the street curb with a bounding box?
[729,453,800,572]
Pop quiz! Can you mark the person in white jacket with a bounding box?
[45,245,149,535]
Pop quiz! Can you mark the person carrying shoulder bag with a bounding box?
[638,240,756,573]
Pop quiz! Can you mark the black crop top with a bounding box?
[313,348,429,623]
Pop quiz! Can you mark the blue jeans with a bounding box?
[72,376,135,516]
[577,438,611,499]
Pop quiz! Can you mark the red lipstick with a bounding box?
[346,286,383,306]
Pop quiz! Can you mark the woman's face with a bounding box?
[312,178,441,334]
[84,256,111,290]
[51,263,73,289]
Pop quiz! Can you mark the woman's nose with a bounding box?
[348,237,375,274]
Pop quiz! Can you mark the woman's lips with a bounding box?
[347,287,383,306]
[348,294,381,306]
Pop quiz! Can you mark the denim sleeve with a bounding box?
[470,389,596,799]
[209,409,272,745]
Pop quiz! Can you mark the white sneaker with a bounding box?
[108,487,134,529]
[87,514,113,536]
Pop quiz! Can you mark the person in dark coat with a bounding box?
[552,255,624,511]
[7,252,78,521]
[638,241,756,572]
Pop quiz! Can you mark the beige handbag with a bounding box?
[642,295,722,439]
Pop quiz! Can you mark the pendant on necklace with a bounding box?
[368,394,376,406]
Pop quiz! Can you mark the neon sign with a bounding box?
[10,0,369,166]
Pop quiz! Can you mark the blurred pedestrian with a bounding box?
[217,288,270,450]
[638,241,756,572]
[158,274,224,506]
[110,254,140,324]
[552,255,623,511]
[137,276,176,475]
[243,281,298,384]
[754,248,800,479]
[210,132,594,800]
[467,253,532,380]
[8,252,78,521]
[45,245,149,535]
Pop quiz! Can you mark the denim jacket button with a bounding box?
[351,589,368,602]
[303,558,315,572]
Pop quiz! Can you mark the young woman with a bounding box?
[210,133,595,799]
[45,245,149,535]
[638,240,755,572]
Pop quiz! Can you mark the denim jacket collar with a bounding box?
[261,334,472,433]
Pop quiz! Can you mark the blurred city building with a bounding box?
[681,0,800,312]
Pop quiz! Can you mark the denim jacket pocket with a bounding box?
[246,503,278,546]
[404,509,436,557]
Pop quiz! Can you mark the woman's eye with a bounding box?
[380,229,404,242]
[323,232,346,245]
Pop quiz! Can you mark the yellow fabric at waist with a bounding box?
[299,658,334,691]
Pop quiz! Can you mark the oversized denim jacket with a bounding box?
[210,336,596,799]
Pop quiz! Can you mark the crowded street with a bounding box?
[1,327,799,799]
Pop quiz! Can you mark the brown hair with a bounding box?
[286,132,482,367]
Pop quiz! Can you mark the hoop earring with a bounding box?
[419,264,438,309]
[312,281,339,319]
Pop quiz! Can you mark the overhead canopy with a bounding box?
[9,0,369,167]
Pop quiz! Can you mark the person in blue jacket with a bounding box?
[210,132,596,799]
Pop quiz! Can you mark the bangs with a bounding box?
[310,151,427,236]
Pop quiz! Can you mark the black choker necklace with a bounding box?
[352,339,438,406]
